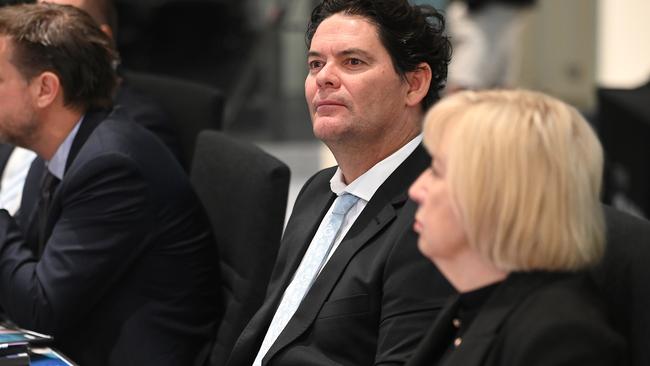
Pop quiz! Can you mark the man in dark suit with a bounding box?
[225,1,455,365]
[0,0,182,217]
[0,4,218,365]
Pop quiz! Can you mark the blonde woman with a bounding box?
[406,89,625,366]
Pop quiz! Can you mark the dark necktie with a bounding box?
[36,170,60,256]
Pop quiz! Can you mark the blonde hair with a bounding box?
[423,89,604,271]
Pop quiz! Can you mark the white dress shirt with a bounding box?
[47,117,83,179]
[0,147,37,215]
[322,134,422,266]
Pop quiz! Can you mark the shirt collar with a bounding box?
[47,115,84,180]
[330,134,422,201]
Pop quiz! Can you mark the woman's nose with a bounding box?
[409,170,428,204]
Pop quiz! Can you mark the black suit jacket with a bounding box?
[406,272,625,366]
[0,144,12,174]
[0,109,219,366]
[226,145,455,366]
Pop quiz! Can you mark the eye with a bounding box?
[430,160,441,177]
[344,58,365,68]
[308,60,324,70]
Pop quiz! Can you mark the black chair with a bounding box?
[598,82,650,216]
[123,70,224,170]
[592,205,650,366]
[190,131,290,366]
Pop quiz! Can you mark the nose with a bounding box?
[316,62,340,89]
[408,170,428,204]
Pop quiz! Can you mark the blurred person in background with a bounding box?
[406,89,625,365]
[445,0,536,93]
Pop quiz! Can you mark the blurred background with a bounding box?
[1,0,649,218]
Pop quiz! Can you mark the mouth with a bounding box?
[413,218,423,234]
[315,100,346,111]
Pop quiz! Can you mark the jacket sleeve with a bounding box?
[0,153,153,335]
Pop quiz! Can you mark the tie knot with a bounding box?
[331,193,359,215]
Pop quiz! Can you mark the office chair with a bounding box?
[122,70,224,170]
[190,130,290,366]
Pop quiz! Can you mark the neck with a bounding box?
[330,114,421,184]
[435,248,509,293]
[32,106,84,161]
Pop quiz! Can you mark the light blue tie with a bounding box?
[253,193,360,366]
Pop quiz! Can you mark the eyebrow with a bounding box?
[307,48,375,61]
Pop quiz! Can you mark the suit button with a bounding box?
[452,318,461,328]
[453,337,462,347]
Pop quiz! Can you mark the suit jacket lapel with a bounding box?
[274,190,336,298]
[17,157,45,253]
[0,143,15,184]
[266,195,400,362]
[228,171,336,364]
[265,145,430,363]
[19,109,109,255]
[65,108,109,172]
[42,109,109,245]
[407,296,461,366]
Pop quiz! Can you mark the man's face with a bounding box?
[305,13,410,147]
[0,36,38,147]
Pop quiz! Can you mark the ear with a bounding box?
[30,71,61,109]
[404,62,432,107]
[99,24,114,41]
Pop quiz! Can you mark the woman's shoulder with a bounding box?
[496,272,625,365]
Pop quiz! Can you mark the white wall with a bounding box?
[597,0,650,88]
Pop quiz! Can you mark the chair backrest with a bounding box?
[593,205,650,366]
[190,131,290,366]
[147,1,247,72]
[123,70,224,170]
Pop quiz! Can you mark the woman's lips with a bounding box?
[413,219,423,234]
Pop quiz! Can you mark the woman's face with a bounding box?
[408,127,468,263]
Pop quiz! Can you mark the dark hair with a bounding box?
[0,3,118,110]
[306,0,451,109]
